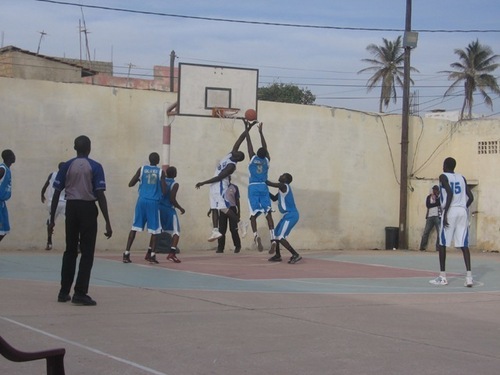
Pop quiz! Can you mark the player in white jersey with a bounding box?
[41,162,66,250]
[196,124,250,243]
[430,157,474,287]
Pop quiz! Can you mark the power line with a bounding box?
[35,0,500,33]
[3,59,496,102]
[3,55,498,114]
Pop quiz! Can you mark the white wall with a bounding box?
[407,116,500,251]
[1,77,499,252]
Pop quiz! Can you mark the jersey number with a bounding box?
[146,173,158,185]
[450,182,462,194]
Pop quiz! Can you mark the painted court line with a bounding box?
[0,316,168,375]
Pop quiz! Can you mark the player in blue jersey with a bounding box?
[244,121,276,253]
[123,152,166,264]
[430,157,474,287]
[0,149,15,243]
[196,124,250,242]
[266,173,301,264]
[160,166,185,263]
[50,136,112,306]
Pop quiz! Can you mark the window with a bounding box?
[478,141,498,154]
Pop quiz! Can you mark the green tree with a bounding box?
[258,82,315,105]
[441,39,500,120]
[358,36,418,113]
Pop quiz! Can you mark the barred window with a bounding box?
[478,141,498,154]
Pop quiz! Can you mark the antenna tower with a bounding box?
[79,7,92,69]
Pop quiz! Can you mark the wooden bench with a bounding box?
[0,335,65,375]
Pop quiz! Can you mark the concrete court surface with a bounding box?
[1,248,500,375]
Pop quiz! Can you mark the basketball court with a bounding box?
[1,249,500,375]
[3,63,499,374]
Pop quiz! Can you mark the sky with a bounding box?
[1,0,500,116]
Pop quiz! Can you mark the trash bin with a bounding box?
[385,227,399,250]
[156,232,172,253]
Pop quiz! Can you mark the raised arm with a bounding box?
[258,123,270,160]
[245,120,256,158]
[232,121,251,154]
[196,164,236,189]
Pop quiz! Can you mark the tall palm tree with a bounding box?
[441,40,500,120]
[358,36,418,113]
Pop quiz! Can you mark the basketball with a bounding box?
[245,108,257,121]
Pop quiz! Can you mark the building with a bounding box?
[0,45,177,91]
[0,45,103,82]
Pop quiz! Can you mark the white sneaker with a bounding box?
[429,276,448,286]
[269,241,277,255]
[238,221,248,238]
[208,229,223,242]
[465,276,473,287]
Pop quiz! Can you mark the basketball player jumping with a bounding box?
[196,123,252,242]
[244,121,276,253]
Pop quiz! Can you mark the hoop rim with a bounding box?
[211,107,241,119]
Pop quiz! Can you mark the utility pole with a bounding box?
[36,30,47,54]
[79,19,82,62]
[169,50,176,92]
[399,0,413,249]
[126,63,136,88]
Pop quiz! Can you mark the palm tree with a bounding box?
[358,36,418,113]
[441,40,500,120]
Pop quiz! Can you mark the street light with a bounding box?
[403,31,419,49]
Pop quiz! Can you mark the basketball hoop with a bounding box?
[211,107,241,119]
[166,101,178,126]
[212,107,241,132]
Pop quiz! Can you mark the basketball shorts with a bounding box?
[439,206,469,248]
[159,205,180,236]
[274,211,299,240]
[0,201,10,235]
[131,197,161,234]
[209,182,229,210]
[248,183,272,216]
[47,200,66,222]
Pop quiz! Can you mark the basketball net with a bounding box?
[166,102,177,126]
[212,107,240,132]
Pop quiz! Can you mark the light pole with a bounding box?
[399,0,418,249]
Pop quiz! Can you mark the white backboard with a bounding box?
[177,63,258,118]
